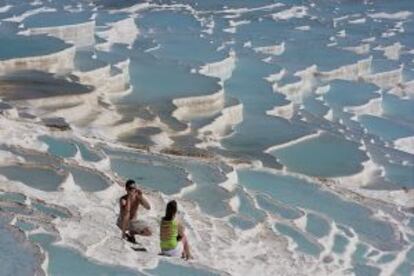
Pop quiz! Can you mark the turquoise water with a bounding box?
[303,97,330,117]
[383,94,414,123]
[111,157,190,195]
[352,243,369,265]
[0,165,65,191]
[0,35,70,60]
[96,12,129,26]
[24,11,92,28]
[332,234,349,254]
[0,216,40,276]
[323,80,380,109]
[377,254,396,264]
[305,213,331,238]
[119,127,159,147]
[408,218,414,230]
[358,115,414,141]
[275,223,323,257]
[238,169,401,251]
[124,51,220,104]
[40,136,77,159]
[32,201,70,219]
[76,142,103,162]
[138,10,225,66]
[68,166,110,192]
[354,264,381,276]
[29,233,142,276]
[74,51,108,72]
[236,187,266,224]
[180,162,233,218]
[229,215,257,230]
[115,48,221,130]
[146,260,219,276]
[0,192,26,204]
[40,136,103,162]
[14,220,37,232]
[396,262,414,276]
[1,0,414,274]
[0,191,68,224]
[29,232,218,276]
[270,133,368,177]
[221,53,311,159]
[256,194,304,220]
[383,163,414,189]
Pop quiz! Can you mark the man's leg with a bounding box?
[117,217,135,243]
[130,221,152,237]
[138,227,152,236]
[125,232,137,244]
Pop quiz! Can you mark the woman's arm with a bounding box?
[177,221,185,237]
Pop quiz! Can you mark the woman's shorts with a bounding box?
[161,243,182,257]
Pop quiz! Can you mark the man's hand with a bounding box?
[137,189,151,210]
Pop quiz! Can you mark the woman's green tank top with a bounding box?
[160,219,178,250]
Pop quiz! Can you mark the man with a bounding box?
[117,179,152,244]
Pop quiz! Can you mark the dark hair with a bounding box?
[125,179,136,190]
[164,200,177,221]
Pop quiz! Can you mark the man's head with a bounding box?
[125,179,139,195]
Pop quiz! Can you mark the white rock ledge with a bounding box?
[23,20,96,48]
[0,45,75,74]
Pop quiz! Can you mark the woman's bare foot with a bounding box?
[182,252,193,260]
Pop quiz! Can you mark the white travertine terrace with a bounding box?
[199,102,243,138]
[319,57,372,81]
[172,89,225,121]
[0,46,75,74]
[271,6,308,20]
[96,17,139,47]
[274,66,318,104]
[254,42,285,56]
[199,50,237,82]
[362,66,403,89]
[342,43,370,55]
[1,2,413,275]
[394,136,414,155]
[23,20,96,48]
[344,96,383,117]
[374,42,403,61]
[266,102,295,120]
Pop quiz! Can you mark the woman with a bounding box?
[160,200,192,260]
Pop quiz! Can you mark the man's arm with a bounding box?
[120,198,131,238]
[137,190,151,210]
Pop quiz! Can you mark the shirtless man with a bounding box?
[117,180,152,243]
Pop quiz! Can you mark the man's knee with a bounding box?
[137,227,152,236]
[142,227,152,236]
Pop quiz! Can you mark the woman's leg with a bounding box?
[181,235,192,260]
